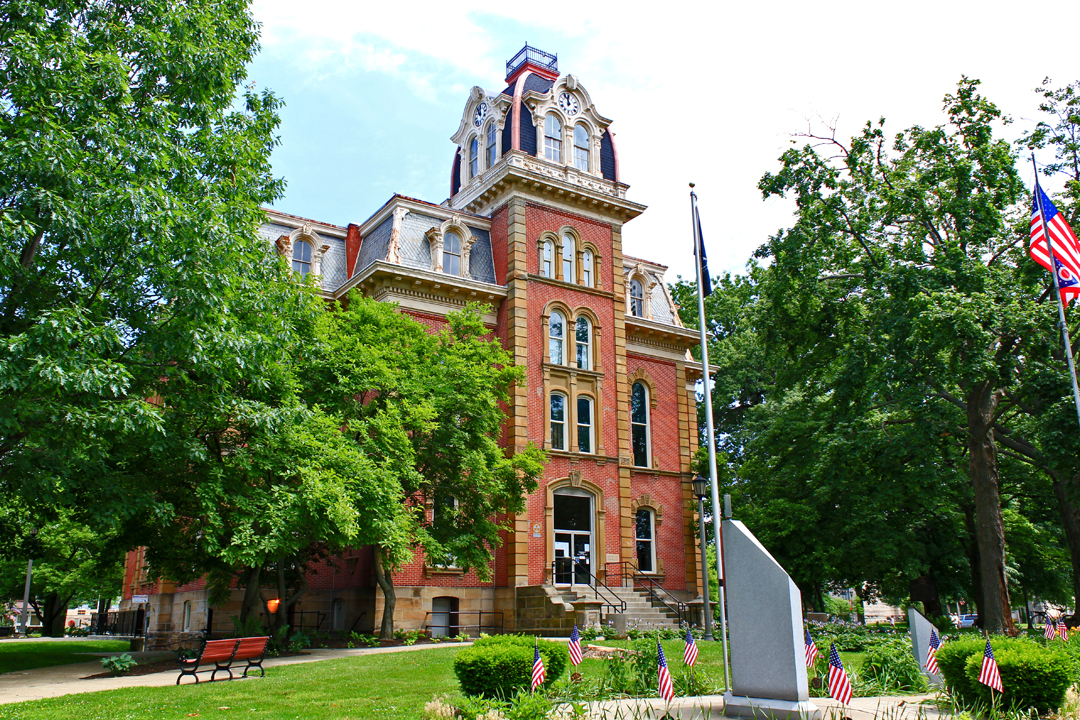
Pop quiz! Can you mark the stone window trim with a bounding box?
[631,500,666,577]
[578,239,602,290]
[277,225,331,280]
[628,369,658,470]
[543,383,606,458]
[626,369,659,410]
[543,302,603,372]
[536,227,600,287]
[575,391,597,454]
[544,473,608,585]
[626,265,657,320]
[525,76,606,178]
[452,86,505,190]
[425,217,478,279]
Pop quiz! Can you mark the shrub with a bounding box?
[454,635,567,698]
[937,635,1074,714]
[100,653,137,676]
[860,637,929,693]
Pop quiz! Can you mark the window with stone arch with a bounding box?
[635,507,656,572]
[469,136,479,180]
[562,234,576,284]
[629,278,645,317]
[544,113,562,162]
[548,309,565,365]
[444,230,462,276]
[541,239,554,278]
[486,121,497,169]
[292,239,313,277]
[575,316,591,371]
[577,394,594,454]
[550,392,567,451]
[573,124,589,171]
[631,381,650,467]
[582,249,594,288]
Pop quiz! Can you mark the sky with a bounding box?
[247,0,1080,284]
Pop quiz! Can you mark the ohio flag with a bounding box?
[1030,183,1080,303]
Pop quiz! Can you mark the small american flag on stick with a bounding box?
[658,642,675,703]
[1059,622,1069,642]
[531,640,546,691]
[805,629,820,667]
[568,626,582,666]
[1045,619,1058,641]
[925,628,941,675]
[827,643,852,705]
[978,639,1003,693]
[684,627,698,667]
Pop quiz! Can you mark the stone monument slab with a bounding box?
[907,608,943,687]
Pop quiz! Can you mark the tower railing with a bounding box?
[506,44,557,79]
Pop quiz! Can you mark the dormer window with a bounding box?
[573,124,589,171]
[292,239,312,277]
[469,137,479,180]
[444,231,462,276]
[486,121,497,169]
[630,278,644,317]
[544,113,562,162]
[562,235,575,284]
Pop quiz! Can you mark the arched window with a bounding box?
[577,396,593,454]
[544,113,562,162]
[549,310,565,365]
[573,124,589,171]
[292,239,312,276]
[582,250,594,288]
[542,240,554,278]
[575,317,591,371]
[444,231,461,276]
[469,137,479,179]
[550,392,567,450]
[487,121,497,169]
[635,508,655,572]
[562,235,576,284]
[631,381,650,467]
[630,278,644,317]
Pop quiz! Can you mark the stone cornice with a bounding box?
[625,316,698,347]
[264,209,347,238]
[336,261,506,319]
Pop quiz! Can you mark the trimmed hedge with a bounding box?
[453,635,568,698]
[936,635,1074,714]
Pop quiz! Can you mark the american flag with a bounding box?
[1059,622,1069,642]
[827,643,852,705]
[1045,619,1058,640]
[531,641,545,690]
[657,641,675,703]
[1030,183,1080,303]
[805,629,820,668]
[568,625,582,666]
[684,627,698,667]
[978,639,1003,693]
[925,628,941,675]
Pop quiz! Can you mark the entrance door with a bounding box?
[431,597,452,638]
[553,491,593,586]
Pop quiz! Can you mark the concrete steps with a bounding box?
[559,586,684,632]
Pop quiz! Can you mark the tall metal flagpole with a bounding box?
[1032,154,1080,431]
[690,184,730,690]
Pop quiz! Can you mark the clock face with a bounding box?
[473,103,488,127]
[559,92,579,115]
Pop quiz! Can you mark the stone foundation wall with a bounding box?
[514,585,578,637]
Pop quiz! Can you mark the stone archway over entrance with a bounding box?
[544,473,607,585]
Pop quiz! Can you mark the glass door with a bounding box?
[553,492,593,586]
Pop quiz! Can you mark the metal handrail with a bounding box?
[506,44,557,78]
[609,561,688,625]
[423,610,504,637]
[551,559,626,616]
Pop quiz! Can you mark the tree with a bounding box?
[0,0,286,543]
[308,296,546,639]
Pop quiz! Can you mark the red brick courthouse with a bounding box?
[121,46,709,644]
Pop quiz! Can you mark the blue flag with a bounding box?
[695,205,712,297]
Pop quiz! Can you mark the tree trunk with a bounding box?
[374,547,396,640]
[1051,473,1080,628]
[42,592,68,637]
[238,565,262,627]
[95,597,111,634]
[909,576,943,620]
[961,501,984,620]
[854,584,866,625]
[966,384,1016,635]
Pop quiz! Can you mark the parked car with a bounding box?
[958,613,978,628]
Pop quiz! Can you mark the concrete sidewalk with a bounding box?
[0,642,472,705]
[583,694,946,719]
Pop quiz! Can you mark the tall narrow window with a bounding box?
[542,240,554,277]
[630,279,644,317]
[635,509,655,572]
[582,250,593,288]
[551,393,567,450]
[573,124,589,171]
[545,113,562,162]
[443,231,461,276]
[562,235,576,283]
[182,601,193,632]
[432,495,459,567]
[486,121,497,169]
[575,317,591,371]
[577,396,593,453]
[469,137,479,179]
[292,239,312,276]
[549,310,565,365]
[631,381,649,467]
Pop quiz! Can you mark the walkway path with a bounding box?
[0,642,472,705]
[585,694,946,719]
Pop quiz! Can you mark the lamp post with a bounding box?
[19,527,37,637]
[692,475,714,641]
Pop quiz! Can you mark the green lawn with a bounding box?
[0,640,131,675]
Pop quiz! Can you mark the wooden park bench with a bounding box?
[176,636,269,685]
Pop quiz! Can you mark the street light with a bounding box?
[692,476,714,641]
[19,528,37,637]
